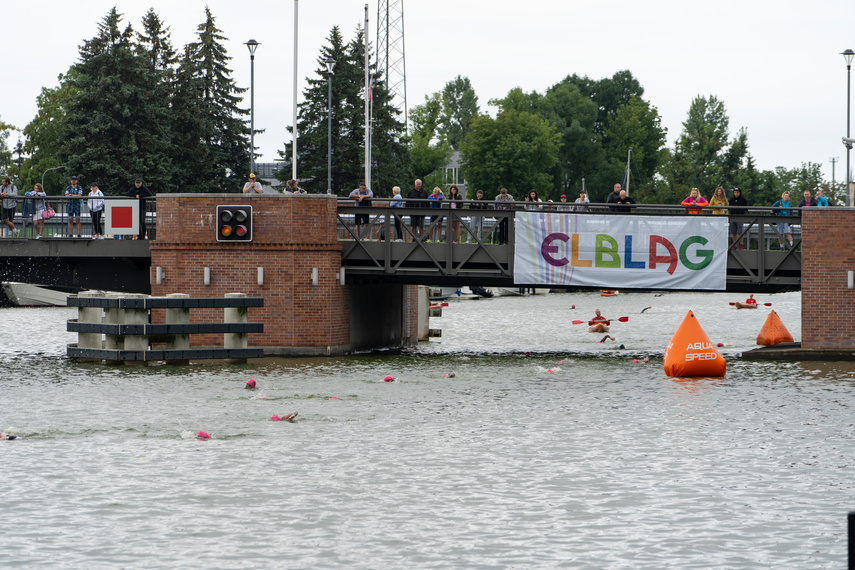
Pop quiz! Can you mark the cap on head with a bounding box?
[90,182,99,188]
[249,174,256,178]
[197,430,210,439]
[135,178,143,183]
[70,176,78,180]
[246,378,256,388]
[560,194,567,198]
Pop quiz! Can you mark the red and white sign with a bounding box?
[105,200,139,235]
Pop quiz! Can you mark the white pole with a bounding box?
[364,4,370,188]
[292,0,299,182]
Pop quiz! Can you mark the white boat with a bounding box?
[1,282,81,307]
[494,287,550,297]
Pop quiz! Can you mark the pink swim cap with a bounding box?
[547,369,554,373]
[197,430,210,439]
[716,342,724,347]
[271,415,281,421]
[383,375,394,382]
[246,379,256,387]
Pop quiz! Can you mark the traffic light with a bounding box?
[217,205,252,242]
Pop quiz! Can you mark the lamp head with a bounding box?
[323,57,336,74]
[245,39,260,56]
[843,49,855,67]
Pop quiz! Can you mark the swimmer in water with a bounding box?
[598,335,615,343]
[271,412,298,422]
[641,306,652,313]
[0,433,17,440]
[245,379,257,390]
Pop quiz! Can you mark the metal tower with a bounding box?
[375,0,407,129]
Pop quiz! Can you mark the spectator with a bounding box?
[1,176,19,238]
[65,175,84,237]
[468,189,488,243]
[573,191,590,212]
[494,187,514,244]
[524,189,542,211]
[427,186,444,241]
[284,179,306,194]
[771,191,793,250]
[615,190,636,213]
[242,173,262,194]
[390,186,404,240]
[127,178,152,239]
[798,190,816,208]
[348,182,373,239]
[607,183,621,211]
[87,182,105,239]
[556,194,571,212]
[815,188,829,207]
[28,183,47,238]
[729,187,748,250]
[447,185,463,242]
[709,187,728,215]
[681,188,708,214]
[406,179,429,240]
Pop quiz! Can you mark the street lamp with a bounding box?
[245,39,260,176]
[42,165,65,190]
[324,57,335,194]
[843,49,855,206]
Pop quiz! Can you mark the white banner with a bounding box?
[513,213,728,290]
[105,200,139,236]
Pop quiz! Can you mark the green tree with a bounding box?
[459,102,561,198]
[409,92,451,181]
[180,6,251,192]
[668,95,730,196]
[58,8,175,194]
[0,118,17,177]
[440,75,479,150]
[563,70,644,136]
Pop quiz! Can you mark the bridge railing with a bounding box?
[2,195,156,239]
[337,199,804,290]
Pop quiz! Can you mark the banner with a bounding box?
[513,213,728,290]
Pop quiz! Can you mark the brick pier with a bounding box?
[149,194,418,355]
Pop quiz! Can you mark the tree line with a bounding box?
[0,10,837,207]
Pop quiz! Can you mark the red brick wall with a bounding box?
[801,210,855,349]
[150,194,351,353]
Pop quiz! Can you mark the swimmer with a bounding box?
[271,412,298,422]
[598,335,615,343]
[641,306,652,313]
[197,431,210,439]
[0,433,17,440]
[245,379,257,390]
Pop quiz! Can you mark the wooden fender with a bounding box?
[663,310,726,378]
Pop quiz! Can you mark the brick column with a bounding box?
[150,194,351,355]
[801,209,855,349]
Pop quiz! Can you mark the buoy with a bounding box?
[547,369,554,373]
[632,359,638,363]
[383,375,395,382]
[197,430,210,439]
[663,310,726,378]
[756,310,794,346]
[571,304,575,309]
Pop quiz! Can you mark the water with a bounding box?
[2,291,854,568]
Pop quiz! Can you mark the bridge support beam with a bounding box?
[149,194,418,355]
[801,210,855,350]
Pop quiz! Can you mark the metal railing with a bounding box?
[1,195,156,240]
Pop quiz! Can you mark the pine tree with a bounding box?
[58,8,175,194]
[181,6,251,192]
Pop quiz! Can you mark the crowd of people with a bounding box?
[0,175,151,239]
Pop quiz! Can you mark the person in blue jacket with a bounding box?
[771,191,793,250]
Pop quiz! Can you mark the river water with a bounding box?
[2,290,853,568]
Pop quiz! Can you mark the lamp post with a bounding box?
[42,165,65,190]
[843,49,855,206]
[324,57,335,194]
[245,39,260,176]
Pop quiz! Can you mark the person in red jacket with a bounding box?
[681,188,708,214]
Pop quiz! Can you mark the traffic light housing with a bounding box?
[217,205,252,242]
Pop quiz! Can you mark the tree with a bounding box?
[0,118,17,177]
[21,74,78,192]
[58,8,175,194]
[563,70,644,136]
[180,6,251,192]
[440,75,479,150]
[668,95,730,195]
[279,26,409,195]
[409,92,451,182]
[459,102,561,198]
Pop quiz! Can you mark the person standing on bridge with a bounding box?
[87,182,105,239]
[348,182,373,239]
[729,188,748,250]
[127,178,152,239]
[607,183,621,212]
[615,190,636,213]
[28,183,47,238]
[243,173,263,194]
[814,188,829,207]
[771,191,794,250]
[681,188,708,214]
[65,176,84,237]
[1,176,19,238]
[406,179,428,241]
[468,189,488,243]
[494,187,513,244]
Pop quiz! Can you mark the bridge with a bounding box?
[0,197,801,294]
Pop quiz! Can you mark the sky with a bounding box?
[4,0,855,187]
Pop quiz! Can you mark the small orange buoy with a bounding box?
[663,310,726,378]
[756,310,794,346]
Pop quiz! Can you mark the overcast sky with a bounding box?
[5,1,854,187]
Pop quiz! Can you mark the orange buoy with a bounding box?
[756,310,794,346]
[663,310,726,378]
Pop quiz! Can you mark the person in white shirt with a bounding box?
[87,182,105,238]
[242,173,262,194]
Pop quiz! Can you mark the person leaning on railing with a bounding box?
[728,188,748,250]
[771,191,794,250]
[681,188,708,214]
[494,188,513,244]
[468,189,488,243]
[709,187,728,215]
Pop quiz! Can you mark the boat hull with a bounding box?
[1,282,75,307]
